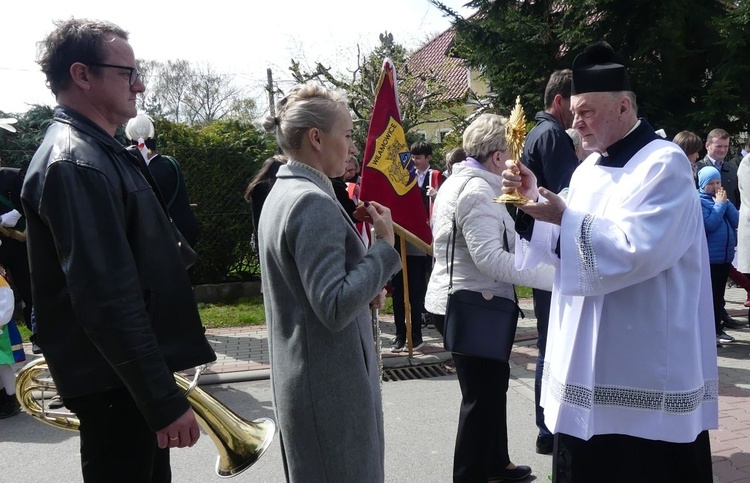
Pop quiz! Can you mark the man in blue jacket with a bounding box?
[520,69,580,455]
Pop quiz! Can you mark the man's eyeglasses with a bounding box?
[88,63,142,86]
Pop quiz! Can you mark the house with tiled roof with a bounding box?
[400,27,489,144]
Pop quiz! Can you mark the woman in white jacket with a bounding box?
[425,114,553,483]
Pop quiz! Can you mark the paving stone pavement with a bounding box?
[19,285,750,481]
[197,286,750,482]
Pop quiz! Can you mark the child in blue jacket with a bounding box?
[698,166,739,345]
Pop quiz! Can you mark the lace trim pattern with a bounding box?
[575,214,600,295]
[518,231,559,268]
[543,364,719,414]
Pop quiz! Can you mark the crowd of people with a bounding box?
[0,15,744,483]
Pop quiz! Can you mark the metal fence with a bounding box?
[170,145,266,285]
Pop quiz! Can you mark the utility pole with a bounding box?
[266,68,276,117]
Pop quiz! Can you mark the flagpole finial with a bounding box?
[379,31,395,57]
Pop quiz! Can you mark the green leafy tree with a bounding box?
[153,117,276,283]
[288,32,467,157]
[0,105,276,284]
[288,34,409,151]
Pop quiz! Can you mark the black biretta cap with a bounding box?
[571,41,630,94]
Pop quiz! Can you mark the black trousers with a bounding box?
[532,288,552,438]
[390,255,429,340]
[64,387,171,483]
[452,353,511,482]
[553,430,712,483]
[0,237,32,329]
[710,262,731,335]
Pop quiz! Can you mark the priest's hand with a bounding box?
[517,187,567,225]
[501,160,539,201]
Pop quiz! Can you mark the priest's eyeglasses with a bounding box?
[88,63,142,86]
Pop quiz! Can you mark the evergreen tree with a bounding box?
[430,0,750,138]
[0,105,53,168]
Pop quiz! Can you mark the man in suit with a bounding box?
[696,128,740,209]
[728,138,750,170]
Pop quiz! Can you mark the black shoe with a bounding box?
[496,464,532,481]
[718,331,736,342]
[0,395,20,419]
[536,435,554,455]
[723,317,746,329]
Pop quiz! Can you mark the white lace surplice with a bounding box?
[517,140,719,443]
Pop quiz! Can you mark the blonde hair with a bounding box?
[462,114,508,163]
[263,83,348,155]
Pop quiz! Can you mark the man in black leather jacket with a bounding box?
[21,18,215,483]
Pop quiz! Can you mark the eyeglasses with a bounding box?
[88,63,142,86]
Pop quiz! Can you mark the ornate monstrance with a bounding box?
[493,96,530,206]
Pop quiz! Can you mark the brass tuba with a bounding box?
[16,358,276,478]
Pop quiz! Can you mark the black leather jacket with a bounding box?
[21,106,216,431]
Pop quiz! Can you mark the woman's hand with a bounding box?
[369,288,387,309]
[501,159,539,202]
[354,201,395,246]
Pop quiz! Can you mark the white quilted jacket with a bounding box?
[425,162,554,315]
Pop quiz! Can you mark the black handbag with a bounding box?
[443,178,522,361]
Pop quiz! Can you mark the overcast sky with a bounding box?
[2,0,474,115]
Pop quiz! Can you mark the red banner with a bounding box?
[359,58,432,245]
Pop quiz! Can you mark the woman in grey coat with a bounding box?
[258,83,401,482]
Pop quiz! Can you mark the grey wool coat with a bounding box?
[258,160,401,483]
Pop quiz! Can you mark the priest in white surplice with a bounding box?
[502,42,718,482]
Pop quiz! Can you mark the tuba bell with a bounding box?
[16,358,275,478]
